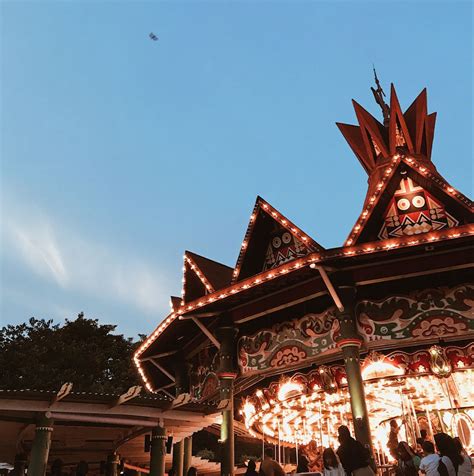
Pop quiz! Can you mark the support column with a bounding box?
[335,287,373,457]
[172,441,184,476]
[182,437,192,475]
[105,453,119,476]
[216,325,238,476]
[27,415,53,476]
[149,426,167,476]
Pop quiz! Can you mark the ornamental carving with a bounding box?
[356,284,474,343]
[238,308,339,374]
[189,348,219,401]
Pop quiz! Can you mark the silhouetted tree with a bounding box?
[0,313,144,393]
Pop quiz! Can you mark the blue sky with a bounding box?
[1,1,472,338]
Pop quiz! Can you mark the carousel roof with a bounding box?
[134,84,474,395]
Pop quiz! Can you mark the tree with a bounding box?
[0,313,143,393]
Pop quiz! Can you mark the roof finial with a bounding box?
[370,65,390,127]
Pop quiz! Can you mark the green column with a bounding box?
[105,453,119,476]
[150,426,167,476]
[27,415,53,476]
[336,288,373,458]
[172,441,184,476]
[216,325,238,476]
[182,437,192,475]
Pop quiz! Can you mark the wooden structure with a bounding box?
[136,83,473,474]
[0,388,219,476]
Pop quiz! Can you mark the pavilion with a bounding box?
[135,81,473,476]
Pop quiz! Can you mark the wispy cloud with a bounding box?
[1,198,170,316]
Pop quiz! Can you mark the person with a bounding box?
[187,467,197,476]
[420,441,441,476]
[388,420,401,460]
[296,448,310,473]
[434,433,463,476]
[245,460,259,476]
[417,430,428,446]
[336,425,374,476]
[322,448,345,476]
[260,448,285,476]
[452,438,472,476]
[396,442,420,476]
[420,440,454,476]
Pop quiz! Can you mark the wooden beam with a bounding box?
[310,264,344,311]
[141,350,177,361]
[189,316,221,349]
[149,359,176,382]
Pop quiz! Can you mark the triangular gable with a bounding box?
[345,157,473,245]
[170,296,182,312]
[232,196,323,283]
[182,251,233,303]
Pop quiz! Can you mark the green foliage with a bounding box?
[0,313,142,393]
[196,449,215,460]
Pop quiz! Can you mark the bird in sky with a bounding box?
[149,32,159,41]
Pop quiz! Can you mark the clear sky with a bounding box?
[1,1,472,339]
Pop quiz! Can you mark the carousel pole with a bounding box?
[335,286,374,460]
[216,324,238,476]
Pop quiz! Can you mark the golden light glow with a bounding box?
[241,369,474,459]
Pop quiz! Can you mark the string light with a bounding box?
[134,224,473,385]
[232,197,322,283]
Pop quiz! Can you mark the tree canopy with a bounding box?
[0,313,143,393]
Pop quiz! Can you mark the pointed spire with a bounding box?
[370,66,390,126]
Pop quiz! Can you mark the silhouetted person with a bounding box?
[453,438,472,476]
[260,448,285,476]
[244,460,258,476]
[396,442,420,476]
[322,448,345,476]
[187,468,197,476]
[434,433,463,476]
[296,449,310,473]
[388,419,401,460]
[336,426,374,476]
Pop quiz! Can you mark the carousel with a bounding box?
[241,344,474,464]
[134,78,473,476]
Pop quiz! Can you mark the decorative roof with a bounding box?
[133,83,474,394]
[181,251,233,303]
[337,84,473,246]
[337,85,436,174]
[232,196,323,283]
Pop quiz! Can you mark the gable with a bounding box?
[348,158,472,245]
[378,177,459,240]
[182,251,233,303]
[232,197,323,283]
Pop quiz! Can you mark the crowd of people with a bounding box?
[247,424,472,476]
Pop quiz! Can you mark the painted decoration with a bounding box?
[357,283,474,343]
[238,284,473,375]
[378,177,459,240]
[239,308,339,374]
[263,229,311,271]
[189,348,219,401]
